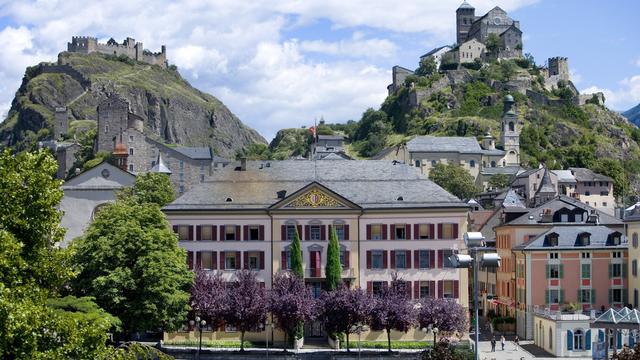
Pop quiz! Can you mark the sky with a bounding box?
[0,0,637,141]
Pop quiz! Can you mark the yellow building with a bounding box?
[163,160,469,345]
[626,204,640,308]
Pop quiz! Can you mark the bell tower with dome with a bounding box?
[456,1,476,44]
[500,94,520,166]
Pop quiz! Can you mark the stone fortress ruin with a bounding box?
[67,36,167,68]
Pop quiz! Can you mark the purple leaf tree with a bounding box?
[369,276,416,353]
[225,270,268,351]
[416,297,468,343]
[190,270,227,330]
[270,271,316,351]
[319,285,373,352]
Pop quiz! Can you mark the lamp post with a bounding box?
[189,316,207,360]
[350,323,369,360]
[449,232,501,360]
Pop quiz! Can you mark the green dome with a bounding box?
[504,94,514,102]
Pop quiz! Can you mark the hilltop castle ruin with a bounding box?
[67,36,167,68]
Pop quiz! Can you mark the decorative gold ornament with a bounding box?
[286,189,344,208]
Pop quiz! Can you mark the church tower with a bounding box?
[456,1,475,44]
[500,94,520,166]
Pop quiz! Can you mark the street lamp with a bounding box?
[189,316,207,360]
[350,323,369,360]
[421,324,439,345]
[449,232,501,360]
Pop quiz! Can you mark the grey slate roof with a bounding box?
[480,166,523,175]
[173,147,212,160]
[164,160,466,211]
[551,170,576,183]
[502,189,526,209]
[569,167,613,182]
[407,136,482,154]
[420,45,452,59]
[150,154,172,174]
[536,168,556,194]
[317,134,345,141]
[458,1,474,9]
[481,149,507,156]
[504,196,622,226]
[513,225,625,251]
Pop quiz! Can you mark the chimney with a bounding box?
[540,208,553,223]
[240,157,247,171]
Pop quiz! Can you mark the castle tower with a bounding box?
[548,57,569,82]
[481,130,495,150]
[112,137,129,172]
[456,1,476,44]
[499,94,520,166]
[97,95,130,153]
[54,107,68,140]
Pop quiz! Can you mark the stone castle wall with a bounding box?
[30,63,91,89]
[68,36,167,68]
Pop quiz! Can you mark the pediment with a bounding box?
[270,182,360,210]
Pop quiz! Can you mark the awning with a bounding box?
[489,298,515,307]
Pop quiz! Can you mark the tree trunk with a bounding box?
[240,330,246,352]
[346,332,350,352]
[387,328,392,353]
[283,332,288,352]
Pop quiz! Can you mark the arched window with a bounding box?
[431,160,437,167]
[633,233,638,249]
[502,160,506,167]
[549,328,553,349]
[574,329,584,350]
[470,160,476,168]
[491,161,496,168]
[415,160,421,167]
[509,122,515,131]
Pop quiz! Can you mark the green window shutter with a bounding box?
[623,289,629,305]
[546,264,550,279]
[623,263,628,278]
[591,289,596,304]
[577,289,582,303]
[545,290,550,305]
[559,289,565,303]
[559,264,564,278]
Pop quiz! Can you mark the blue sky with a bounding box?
[0,0,637,141]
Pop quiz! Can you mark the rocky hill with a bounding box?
[0,52,265,156]
[624,103,640,127]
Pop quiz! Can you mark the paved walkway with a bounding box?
[476,340,591,360]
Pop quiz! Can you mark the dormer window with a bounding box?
[546,233,559,247]
[577,233,591,246]
[609,232,622,246]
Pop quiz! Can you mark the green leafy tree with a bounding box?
[591,158,628,199]
[290,228,304,279]
[488,174,511,190]
[500,60,517,81]
[325,227,342,291]
[485,33,502,54]
[72,191,192,336]
[429,162,479,200]
[237,143,271,160]
[415,57,437,77]
[118,172,175,207]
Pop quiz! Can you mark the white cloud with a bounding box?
[635,57,640,67]
[0,0,540,141]
[582,75,640,111]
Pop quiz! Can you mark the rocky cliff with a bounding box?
[0,52,265,156]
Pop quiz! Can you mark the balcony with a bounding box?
[304,267,355,279]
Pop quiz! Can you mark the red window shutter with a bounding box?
[414,281,420,299]
[382,225,388,240]
[260,252,265,270]
[243,252,249,269]
[196,252,202,270]
[219,251,225,270]
[366,225,371,240]
[414,250,420,268]
[414,224,419,240]
[437,224,443,239]
[429,250,436,268]
[344,251,350,268]
[281,251,287,270]
[212,225,217,241]
[429,224,435,239]
[304,225,310,241]
[187,251,194,270]
[366,251,372,269]
[383,250,388,269]
[259,282,265,289]
[453,224,459,239]
[310,251,316,268]
[297,225,302,239]
[172,225,178,234]
[315,251,321,277]
[211,251,217,270]
[259,225,265,241]
[220,226,225,241]
[390,250,396,269]
[438,281,443,298]
[430,281,436,297]
[188,226,194,241]
[243,225,249,241]
[405,224,411,240]
[438,250,444,269]
[344,225,350,240]
[281,225,286,240]
[235,226,241,241]
[406,282,412,298]
[235,251,240,270]
[367,281,372,294]
[196,225,202,241]
[406,250,412,269]
[453,280,459,299]
[390,225,396,240]
[321,225,326,241]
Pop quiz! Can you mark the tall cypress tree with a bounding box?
[290,228,304,279]
[325,227,342,291]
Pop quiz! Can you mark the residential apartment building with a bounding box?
[492,196,623,339]
[626,203,640,308]
[162,160,469,343]
[513,225,627,340]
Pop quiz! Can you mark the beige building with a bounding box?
[450,38,486,64]
[626,203,640,308]
[163,160,469,344]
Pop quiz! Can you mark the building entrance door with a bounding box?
[304,320,325,338]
